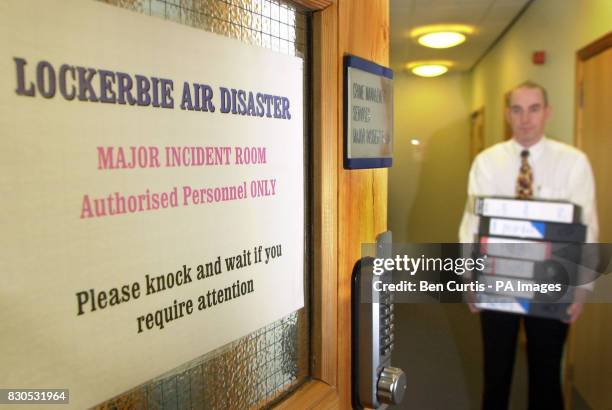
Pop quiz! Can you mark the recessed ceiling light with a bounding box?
[410,139,420,146]
[418,31,466,49]
[411,64,448,77]
[410,24,475,38]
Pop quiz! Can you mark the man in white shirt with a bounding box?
[459,81,598,409]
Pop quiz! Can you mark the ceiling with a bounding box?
[390,0,532,73]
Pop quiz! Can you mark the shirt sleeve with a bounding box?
[459,155,492,243]
[568,152,599,243]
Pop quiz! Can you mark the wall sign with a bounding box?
[344,55,393,169]
[0,0,304,408]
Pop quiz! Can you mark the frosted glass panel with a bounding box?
[94,0,311,408]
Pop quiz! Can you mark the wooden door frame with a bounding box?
[470,107,485,161]
[574,31,612,147]
[279,1,389,407]
[503,91,512,140]
[565,29,612,406]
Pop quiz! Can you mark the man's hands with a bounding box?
[564,287,589,323]
[565,302,584,323]
[465,290,480,313]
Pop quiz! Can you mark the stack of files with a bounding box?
[478,217,586,242]
[479,237,582,265]
[482,256,576,285]
[473,197,586,321]
[474,197,581,223]
[474,293,570,321]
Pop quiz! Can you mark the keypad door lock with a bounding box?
[352,232,407,409]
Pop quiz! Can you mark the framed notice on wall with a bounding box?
[0,0,304,408]
[344,55,393,169]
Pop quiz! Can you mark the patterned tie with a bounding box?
[516,150,533,199]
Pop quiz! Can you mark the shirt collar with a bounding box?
[510,135,546,161]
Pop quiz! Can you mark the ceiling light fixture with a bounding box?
[418,31,466,49]
[410,24,475,39]
[411,64,448,77]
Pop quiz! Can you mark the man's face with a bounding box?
[506,87,550,147]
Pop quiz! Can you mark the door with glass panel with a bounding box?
[84,1,387,408]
